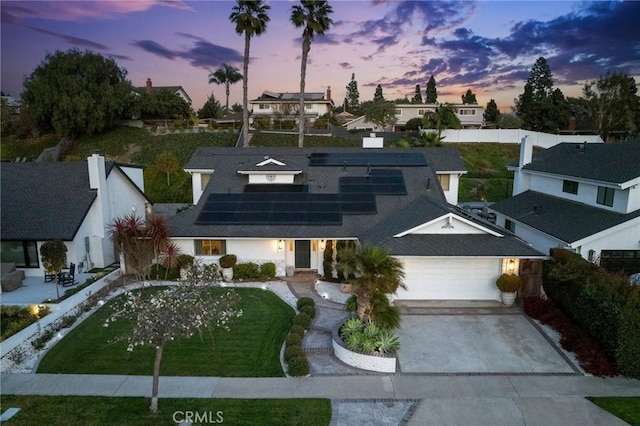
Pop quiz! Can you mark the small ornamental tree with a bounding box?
[40,240,68,299]
[104,263,242,413]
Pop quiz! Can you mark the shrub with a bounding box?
[617,296,640,378]
[259,262,276,280]
[289,325,306,337]
[496,273,521,292]
[293,312,312,330]
[285,333,302,347]
[296,297,315,310]
[219,254,237,268]
[178,254,195,267]
[375,330,401,354]
[299,305,316,319]
[59,314,77,329]
[6,346,28,365]
[233,262,260,280]
[340,317,364,338]
[284,345,304,362]
[31,328,56,350]
[1,305,50,341]
[287,356,310,376]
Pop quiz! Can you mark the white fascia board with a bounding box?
[436,170,468,175]
[524,169,631,189]
[394,212,503,238]
[395,254,547,259]
[237,170,302,175]
[184,168,214,174]
[619,176,640,190]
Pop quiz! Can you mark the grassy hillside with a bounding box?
[4,127,518,203]
[447,143,520,202]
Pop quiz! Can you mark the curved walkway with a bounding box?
[2,273,639,425]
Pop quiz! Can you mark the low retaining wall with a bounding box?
[0,269,122,358]
[331,327,396,373]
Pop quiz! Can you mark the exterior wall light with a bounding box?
[277,240,284,251]
[502,258,519,275]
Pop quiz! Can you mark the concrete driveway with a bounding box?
[397,315,578,374]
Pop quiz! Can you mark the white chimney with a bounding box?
[88,154,106,190]
[519,135,533,167]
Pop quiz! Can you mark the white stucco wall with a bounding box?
[573,218,640,258]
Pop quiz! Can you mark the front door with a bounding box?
[295,240,311,269]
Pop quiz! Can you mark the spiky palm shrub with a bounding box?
[375,330,401,354]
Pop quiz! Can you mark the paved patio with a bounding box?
[1,273,96,305]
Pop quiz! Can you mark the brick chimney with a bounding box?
[146,78,152,94]
[326,86,331,101]
[568,116,576,131]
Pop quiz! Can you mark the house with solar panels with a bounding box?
[169,147,544,301]
[489,138,640,275]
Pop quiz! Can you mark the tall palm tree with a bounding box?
[208,64,243,113]
[338,244,406,324]
[230,0,270,146]
[290,0,333,148]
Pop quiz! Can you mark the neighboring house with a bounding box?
[0,155,150,276]
[170,147,543,301]
[133,78,192,105]
[343,103,484,132]
[489,138,640,274]
[249,88,334,126]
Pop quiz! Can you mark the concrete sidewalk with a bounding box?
[2,373,639,425]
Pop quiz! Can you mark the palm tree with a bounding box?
[338,244,406,325]
[290,0,333,148]
[230,0,270,147]
[208,64,243,113]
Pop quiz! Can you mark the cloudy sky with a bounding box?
[2,1,639,112]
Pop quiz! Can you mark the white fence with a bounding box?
[0,268,122,358]
[421,129,604,149]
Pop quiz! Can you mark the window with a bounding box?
[458,109,476,115]
[195,240,226,255]
[395,109,402,115]
[418,109,427,115]
[438,174,450,191]
[1,241,39,268]
[562,180,578,195]
[258,104,269,110]
[505,219,516,232]
[596,186,614,207]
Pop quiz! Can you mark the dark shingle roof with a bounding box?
[1,162,97,240]
[523,141,640,184]
[423,147,466,172]
[489,190,640,244]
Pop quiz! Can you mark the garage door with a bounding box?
[396,258,501,300]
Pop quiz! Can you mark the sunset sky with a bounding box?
[2,1,639,112]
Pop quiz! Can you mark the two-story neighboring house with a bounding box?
[249,88,334,126]
[489,138,640,274]
[344,103,484,132]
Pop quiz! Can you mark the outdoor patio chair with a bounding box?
[58,263,77,287]
[44,271,56,282]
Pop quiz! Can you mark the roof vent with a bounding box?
[533,205,542,214]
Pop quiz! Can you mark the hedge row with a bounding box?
[284,297,317,377]
[543,249,640,378]
[233,262,276,281]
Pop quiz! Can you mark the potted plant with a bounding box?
[219,254,237,282]
[496,273,521,307]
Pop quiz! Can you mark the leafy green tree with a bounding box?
[21,49,132,138]
[40,239,68,299]
[566,97,591,131]
[362,100,397,131]
[423,104,461,138]
[230,0,271,147]
[484,99,501,127]
[154,152,180,186]
[373,84,384,102]
[208,64,243,112]
[291,0,333,148]
[139,90,191,120]
[231,102,243,113]
[426,75,437,103]
[515,56,569,132]
[583,72,640,140]
[338,244,406,325]
[198,94,223,119]
[412,85,423,104]
[345,73,360,112]
[461,89,477,104]
[499,114,522,129]
[405,117,423,131]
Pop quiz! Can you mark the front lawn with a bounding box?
[37,287,294,377]
[588,397,640,425]
[0,395,331,426]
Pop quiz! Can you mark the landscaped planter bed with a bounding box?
[331,326,397,373]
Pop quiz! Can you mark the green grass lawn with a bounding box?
[0,395,331,426]
[37,287,294,377]
[588,397,640,425]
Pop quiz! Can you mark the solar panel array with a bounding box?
[339,169,406,195]
[308,152,427,167]
[244,184,306,193]
[196,193,376,225]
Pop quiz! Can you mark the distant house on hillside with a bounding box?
[133,78,192,105]
[249,88,334,127]
[344,103,484,132]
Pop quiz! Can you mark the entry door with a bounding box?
[295,240,311,268]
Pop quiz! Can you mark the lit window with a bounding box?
[438,174,450,191]
[195,240,226,255]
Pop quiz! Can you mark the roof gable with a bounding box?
[395,213,502,237]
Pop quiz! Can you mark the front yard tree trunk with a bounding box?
[150,343,165,413]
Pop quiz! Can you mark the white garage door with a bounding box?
[396,258,501,300]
